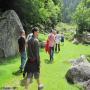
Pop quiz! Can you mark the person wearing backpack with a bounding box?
[23,27,43,90]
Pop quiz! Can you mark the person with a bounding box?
[18,30,27,72]
[55,31,61,53]
[48,30,55,62]
[23,27,43,90]
[61,32,65,45]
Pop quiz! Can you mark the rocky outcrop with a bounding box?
[66,55,90,90]
[0,10,24,58]
[72,38,79,44]
[83,33,90,44]
[72,33,90,44]
[66,62,90,84]
[70,55,88,66]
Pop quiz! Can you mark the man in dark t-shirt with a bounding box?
[18,31,27,72]
[23,27,43,90]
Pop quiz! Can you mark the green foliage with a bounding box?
[73,0,90,34]
[61,0,81,23]
[52,0,60,5]
[0,0,61,33]
[87,0,90,7]
[0,0,84,32]
[65,32,75,41]
[20,0,61,32]
[39,0,61,29]
[38,33,48,42]
[56,22,76,31]
[56,23,76,41]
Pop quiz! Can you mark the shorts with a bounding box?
[27,72,39,79]
[61,38,64,42]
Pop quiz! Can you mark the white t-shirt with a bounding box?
[26,33,33,42]
[55,34,61,44]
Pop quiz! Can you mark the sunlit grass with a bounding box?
[0,40,90,90]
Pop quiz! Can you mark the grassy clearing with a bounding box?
[0,40,90,90]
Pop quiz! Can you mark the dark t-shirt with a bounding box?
[27,36,40,62]
[18,36,26,53]
[24,36,40,73]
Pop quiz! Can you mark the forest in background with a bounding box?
[0,0,90,34]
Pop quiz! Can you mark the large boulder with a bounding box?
[66,55,90,84]
[0,10,24,58]
[72,38,79,44]
[70,55,88,66]
[82,80,90,90]
[83,33,90,44]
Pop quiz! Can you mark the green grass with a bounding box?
[0,40,90,90]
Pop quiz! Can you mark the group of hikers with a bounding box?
[45,30,64,62]
[18,27,64,90]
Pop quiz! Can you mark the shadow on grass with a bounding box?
[83,43,90,46]
[44,59,52,64]
[0,86,18,90]
[20,78,26,87]
[20,78,33,87]
[12,70,22,76]
[0,55,19,65]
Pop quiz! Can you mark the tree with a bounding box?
[0,0,61,32]
[61,0,81,23]
[73,0,90,34]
